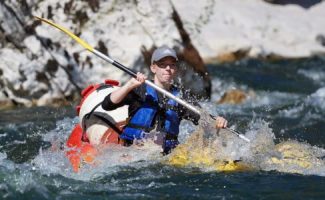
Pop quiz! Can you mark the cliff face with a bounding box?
[0,0,211,107]
[173,0,325,62]
[0,0,86,107]
[1,0,325,108]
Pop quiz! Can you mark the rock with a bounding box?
[217,89,251,104]
[1,0,325,108]
[173,0,325,61]
[0,0,214,108]
[208,48,250,63]
[263,0,322,9]
[213,53,238,63]
[316,34,325,47]
[0,1,31,50]
[24,36,41,55]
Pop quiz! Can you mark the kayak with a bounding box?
[65,80,251,172]
[166,127,252,172]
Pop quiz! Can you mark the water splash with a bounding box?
[167,117,325,176]
[15,107,325,183]
[298,69,325,86]
[31,117,163,181]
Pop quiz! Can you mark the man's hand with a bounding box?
[127,72,147,89]
[110,72,147,104]
[215,116,228,128]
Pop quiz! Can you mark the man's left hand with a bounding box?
[215,116,228,128]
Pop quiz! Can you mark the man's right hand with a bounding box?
[110,72,147,104]
[127,72,147,89]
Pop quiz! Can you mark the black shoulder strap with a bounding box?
[93,112,123,135]
[81,100,123,142]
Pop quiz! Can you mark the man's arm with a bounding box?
[102,73,146,111]
[110,72,147,104]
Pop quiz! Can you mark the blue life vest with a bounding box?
[120,85,180,153]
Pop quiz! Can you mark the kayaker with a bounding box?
[102,45,227,154]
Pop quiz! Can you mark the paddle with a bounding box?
[34,16,250,143]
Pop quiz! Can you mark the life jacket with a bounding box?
[120,85,180,153]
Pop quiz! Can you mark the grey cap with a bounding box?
[151,45,178,64]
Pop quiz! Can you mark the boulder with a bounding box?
[217,89,251,104]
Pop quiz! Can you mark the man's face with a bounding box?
[151,56,177,85]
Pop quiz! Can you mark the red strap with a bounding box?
[81,85,95,97]
[105,79,119,86]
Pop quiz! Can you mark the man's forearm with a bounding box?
[110,81,136,104]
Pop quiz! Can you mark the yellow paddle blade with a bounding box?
[34,16,94,52]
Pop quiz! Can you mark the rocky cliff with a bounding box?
[0,0,325,108]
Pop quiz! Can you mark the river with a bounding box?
[0,57,324,199]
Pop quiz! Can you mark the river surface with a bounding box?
[0,57,325,199]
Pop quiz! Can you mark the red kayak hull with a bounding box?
[65,122,125,172]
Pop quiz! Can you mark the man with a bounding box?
[102,46,227,154]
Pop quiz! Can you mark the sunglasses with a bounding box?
[155,62,177,69]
